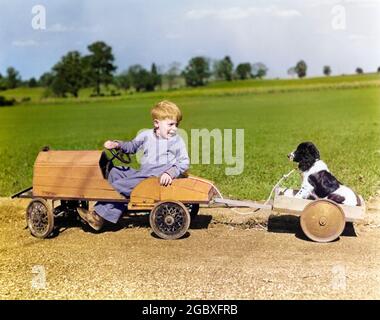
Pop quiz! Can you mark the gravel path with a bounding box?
[1,196,379,300]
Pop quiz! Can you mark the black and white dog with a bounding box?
[287,142,359,206]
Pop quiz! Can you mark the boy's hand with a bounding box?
[160,173,173,186]
[104,140,120,150]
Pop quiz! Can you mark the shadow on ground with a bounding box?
[51,212,213,237]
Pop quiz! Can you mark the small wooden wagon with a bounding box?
[214,188,365,243]
[272,188,365,242]
[12,149,366,242]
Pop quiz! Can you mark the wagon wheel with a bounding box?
[149,201,190,240]
[26,199,54,238]
[300,199,346,243]
[186,203,200,219]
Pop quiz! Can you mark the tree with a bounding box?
[28,77,38,88]
[252,62,268,79]
[151,63,162,89]
[295,60,307,78]
[377,66,380,73]
[323,65,331,76]
[121,63,163,91]
[51,51,85,97]
[356,67,363,74]
[235,63,252,80]
[127,65,155,92]
[214,56,234,81]
[166,62,181,89]
[50,75,68,98]
[115,71,131,90]
[85,41,117,96]
[182,56,211,87]
[38,72,54,87]
[6,67,21,89]
[0,73,6,90]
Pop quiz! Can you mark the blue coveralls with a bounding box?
[94,129,190,223]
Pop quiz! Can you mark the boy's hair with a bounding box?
[151,100,182,123]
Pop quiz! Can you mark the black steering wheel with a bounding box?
[109,148,131,164]
[100,148,132,180]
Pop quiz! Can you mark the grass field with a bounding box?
[0,74,379,200]
[1,73,379,104]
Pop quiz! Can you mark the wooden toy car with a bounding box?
[12,149,218,240]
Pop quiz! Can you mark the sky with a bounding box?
[0,0,379,79]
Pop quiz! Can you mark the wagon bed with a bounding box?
[272,187,365,223]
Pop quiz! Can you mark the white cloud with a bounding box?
[45,23,101,33]
[185,6,302,21]
[47,23,72,32]
[274,9,302,18]
[218,7,255,20]
[186,9,213,20]
[12,40,39,47]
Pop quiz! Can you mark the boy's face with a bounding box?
[154,118,178,139]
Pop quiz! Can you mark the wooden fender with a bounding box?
[129,175,217,210]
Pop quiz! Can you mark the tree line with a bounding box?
[1,40,380,100]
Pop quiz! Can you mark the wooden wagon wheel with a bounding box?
[149,201,190,240]
[186,203,200,219]
[26,199,54,238]
[300,199,346,243]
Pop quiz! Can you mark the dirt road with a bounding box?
[1,196,379,300]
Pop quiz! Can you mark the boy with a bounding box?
[78,100,190,231]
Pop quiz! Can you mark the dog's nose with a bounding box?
[288,152,294,160]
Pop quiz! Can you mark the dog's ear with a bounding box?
[307,142,320,160]
[308,173,318,188]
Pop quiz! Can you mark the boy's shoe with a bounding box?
[77,208,104,231]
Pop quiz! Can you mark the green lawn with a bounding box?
[1,81,379,200]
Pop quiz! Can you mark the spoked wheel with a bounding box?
[300,199,346,243]
[186,203,200,219]
[150,201,190,240]
[26,199,54,238]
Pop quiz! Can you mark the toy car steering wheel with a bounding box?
[109,148,131,164]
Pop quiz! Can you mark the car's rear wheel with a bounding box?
[26,199,54,238]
